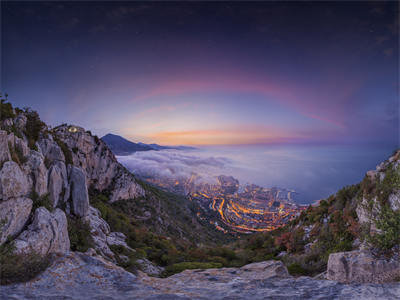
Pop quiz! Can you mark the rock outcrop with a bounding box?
[22,150,48,197]
[0,130,11,165]
[84,206,132,260]
[0,161,30,200]
[68,165,89,217]
[327,250,400,283]
[0,197,32,244]
[2,254,400,300]
[53,125,145,202]
[14,208,70,255]
[47,160,69,208]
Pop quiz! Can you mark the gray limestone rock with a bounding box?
[0,197,32,245]
[0,161,30,200]
[327,250,400,283]
[47,160,69,208]
[14,207,70,255]
[68,165,89,217]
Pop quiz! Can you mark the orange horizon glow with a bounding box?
[145,128,301,146]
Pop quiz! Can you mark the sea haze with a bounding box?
[117,144,395,204]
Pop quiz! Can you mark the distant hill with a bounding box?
[102,133,195,155]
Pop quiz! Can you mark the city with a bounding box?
[144,174,307,233]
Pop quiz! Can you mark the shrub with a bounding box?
[30,191,52,212]
[287,262,308,276]
[67,216,94,252]
[0,241,51,285]
[54,137,73,165]
[370,205,400,251]
[24,109,45,149]
[0,96,15,121]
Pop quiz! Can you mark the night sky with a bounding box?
[2,1,398,147]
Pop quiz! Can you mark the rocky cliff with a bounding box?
[0,108,146,261]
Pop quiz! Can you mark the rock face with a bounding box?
[68,166,89,217]
[136,258,164,277]
[0,161,30,200]
[0,197,32,244]
[53,125,145,202]
[47,161,69,208]
[14,208,70,255]
[327,250,400,283]
[0,130,11,166]
[84,206,132,260]
[22,150,48,197]
[38,138,65,164]
[2,255,400,300]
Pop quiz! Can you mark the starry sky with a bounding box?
[1,1,399,147]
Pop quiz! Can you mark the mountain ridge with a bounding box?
[101,133,195,155]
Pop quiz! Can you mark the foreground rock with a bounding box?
[0,161,30,200]
[2,255,400,300]
[328,250,400,283]
[14,208,70,255]
[0,197,32,244]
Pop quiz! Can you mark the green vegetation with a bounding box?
[24,108,46,150]
[370,205,400,251]
[8,141,28,165]
[359,163,400,252]
[0,93,15,121]
[54,137,73,165]
[30,191,53,212]
[287,262,308,276]
[0,240,51,285]
[67,216,94,252]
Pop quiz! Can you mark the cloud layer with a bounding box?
[117,149,233,183]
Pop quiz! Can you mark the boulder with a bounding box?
[14,136,30,158]
[0,197,32,245]
[0,130,11,166]
[23,150,48,197]
[0,161,30,200]
[327,250,400,283]
[14,208,70,255]
[136,258,164,277]
[68,166,89,217]
[38,138,65,164]
[48,161,69,208]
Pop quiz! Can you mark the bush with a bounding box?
[30,191,52,212]
[0,95,15,121]
[54,137,73,165]
[24,109,45,149]
[0,241,51,285]
[287,262,308,276]
[370,205,400,251]
[67,216,94,252]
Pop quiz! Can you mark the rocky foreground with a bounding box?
[2,251,400,300]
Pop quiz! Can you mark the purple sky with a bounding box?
[2,1,398,147]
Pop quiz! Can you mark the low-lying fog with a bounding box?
[117,144,394,204]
